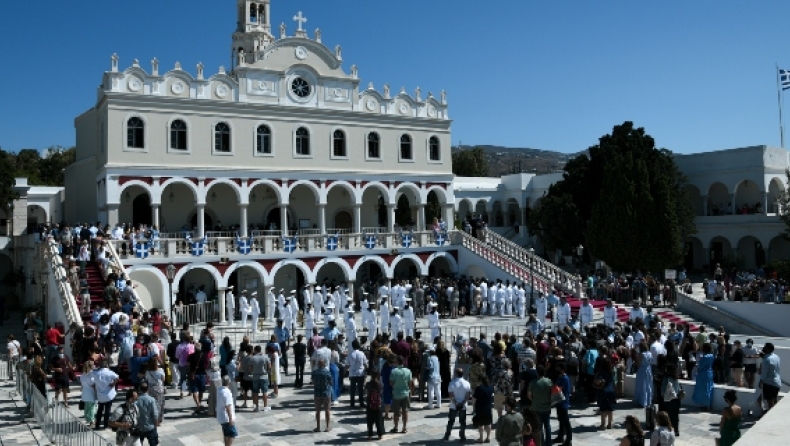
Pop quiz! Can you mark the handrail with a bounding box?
[480,229,580,292]
[42,238,83,329]
[105,241,147,314]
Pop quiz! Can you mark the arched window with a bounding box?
[127,117,144,149]
[333,130,346,157]
[295,127,310,155]
[400,134,412,160]
[170,120,187,150]
[256,125,271,154]
[367,132,380,159]
[429,136,441,161]
[250,3,257,22]
[214,122,231,152]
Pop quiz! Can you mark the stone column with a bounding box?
[762,192,769,214]
[386,204,395,232]
[318,204,326,234]
[12,178,30,236]
[444,204,454,228]
[151,204,160,229]
[353,204,362,233]
[107,204,120,228]
[279,204,288,234]
[218,288,227,324]
[347,280,356,308]
[196,204,205,238]
[729,193,736,215]
[417,204,426,231]
[239,204,248,237]
[701,194,708,216]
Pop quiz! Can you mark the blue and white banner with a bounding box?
[236,234,252,255]
[364,235,377,250]
[186,235,208,257]
[326,236,339,251]
[435,232,446,246]
[283,237,297,253]
[401,233,413,248]
[134,242,149,259]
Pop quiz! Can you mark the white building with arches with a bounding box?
[62,0,461,314]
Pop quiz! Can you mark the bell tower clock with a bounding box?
[232,0,274,67]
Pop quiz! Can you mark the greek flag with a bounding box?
[365,235,377,250]
[326,236,339,251]
[283,237,297,253]
[186,234,207,257]
[401,232,413,248]
[782,69,790,90]
[435,232,446,246]
[236,234,252,255]
[134,242,149,259]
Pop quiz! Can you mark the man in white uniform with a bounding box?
[378,282,391,307]
[516,284,526,318]
[332,287,342,321]
[488,283,498,316]
[427,302,441,342]
[535,293,548,324]
[403,299,415,337]
[281,296,294,333]
[225,286,235,325]
[277,289,286,318]
[288,292,299,332]
[579,296,594,331]
[557,295,571,330]
[302,284,312,313]
[313,286,323,321]
[603,299,618,328]
[323,303,334,327]
[505,282,514,315]
[305,303,315,338]
[249,292,261,333]
[196,286,207,304]
[379,298,390,335]
[366,307,378,338]
[496,283,507,316]
[389,308,402,335]
[239,291,251,328]
[479,281,489,315]
[630,301,645,323]
[345,309,357,344]
[360,292,370,313]
[266,287,276,322]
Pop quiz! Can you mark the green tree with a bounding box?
[452,146,490,177]
[529,122,695,271]
[14,149,42,184]
[37,146,76,186]
[0,148,19,213]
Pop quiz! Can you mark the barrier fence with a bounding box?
[12,363,113,446]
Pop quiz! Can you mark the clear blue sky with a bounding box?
[2,1,790,155]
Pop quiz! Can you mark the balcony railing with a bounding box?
[110,230,454,260]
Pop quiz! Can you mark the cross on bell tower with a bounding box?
[232,0,274,68]
[293,11,307,37]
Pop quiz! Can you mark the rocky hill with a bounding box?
[453,145,581,177]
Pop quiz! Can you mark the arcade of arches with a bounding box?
[684,235,790,271]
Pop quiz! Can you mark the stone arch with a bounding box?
[475,199,489,222]
[159,178,199,203]
[270,259,315,284]
[769,235,790,263]
[391,254,423,279]
[27,205,47,228]
[352,256,391,280]
[733,179,761,214]
[425,251,459,277]
[187,207,220,232]
[223,260,271,286]
[119,184,153,227]
[332,208,353,230]
[324,181,359,204]
[685,184,704,217]
[287,180,321,204]
[490,200,504,226]
[247,179,285,203]
[737,235,766,269]
[423,185,448,204]
[204,182,241,230]
[313,258,351,285]
[203,179,243,204]
[172,264,225,290]
[118,181,154,204]
[126,266,169,312]
[457,198,474,221]
[505,198,521,226]
[360,182,392,204]
[767,177,785,214]
[395,182,422,204]
[709,236,733,269]
[707,182,729,216]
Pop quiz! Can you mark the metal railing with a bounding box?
[174,302,218,327]
[42,238,83,330]
[105,241,147,314]
[13,364,113,446]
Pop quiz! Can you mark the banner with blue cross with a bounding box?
[185,234,207,256]
[236,234,252,255]
[364,235,377,250]
[435,232,447,246]
[134,242,149,259]
[326,235,339,251]
[283,236,297,253]
[401,232,413,248]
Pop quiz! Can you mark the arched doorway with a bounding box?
[769,236,790,262]
[428,256,453,277]
[132,194,152,228]
[355,259,385,286]
[737,236,765,269]
[334,210,352,230]
[392,257,420,280]
[709,236,732,271]
[272,263,307,309]
[227,265,265,318]
[685,237,704,271]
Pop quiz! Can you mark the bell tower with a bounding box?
[232,0,274,67]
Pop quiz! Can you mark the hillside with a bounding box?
[453,145,581,177]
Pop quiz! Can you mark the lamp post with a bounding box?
[166,263,176,322]
[528,247,535,307]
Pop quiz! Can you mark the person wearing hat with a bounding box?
[390,308,402,336]
[323,303,335,328]
[360,292,370,313]
[380,298,390,335]
[239,291,251,329]
[305,303,315,339]
[345,309,357,344]
[403,300,415,337]
[313,286,324,318]
[427,302,441,342]
[249,292,261,333]
[277,289,285,311]
[332,287,342,321]
[266,287,276,322]
[302,284,312,311]
[579,296,594,331]
[288,291,299,332]
[535,292,548,324]
[515,283,526,319]
[365,306,378,338]
[556,295,571,330]
[281,295,295,334]
[225,286,236,326]
[603,299,617,329]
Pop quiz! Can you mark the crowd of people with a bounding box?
[703,263,790,303]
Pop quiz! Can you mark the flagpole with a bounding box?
[777,64,785,148]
